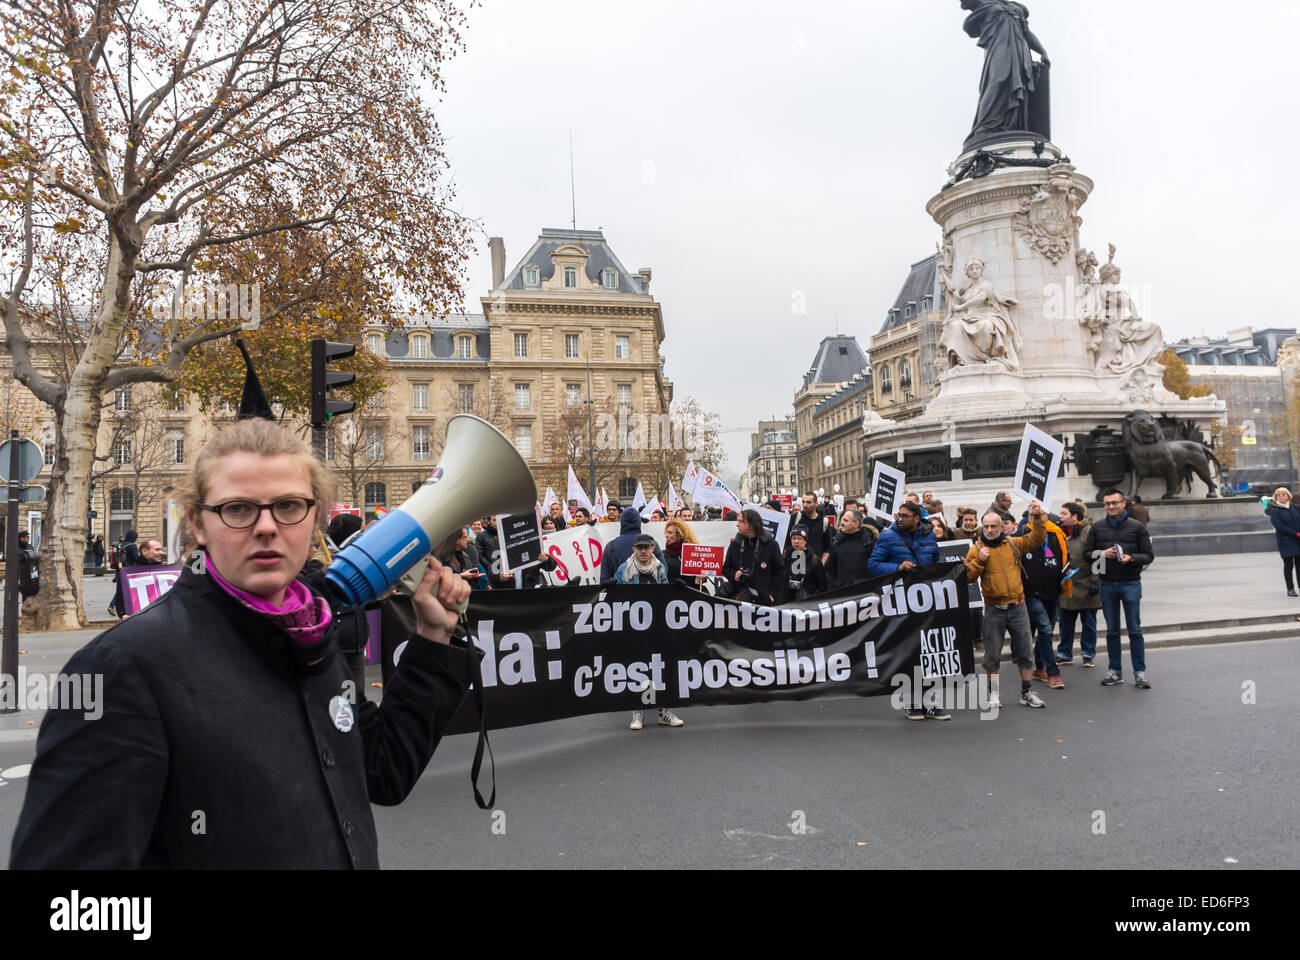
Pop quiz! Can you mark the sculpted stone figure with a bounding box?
[960,0,1050,148]
[1123,410,1220,499]
[939,258,1022,371]
[1097,248,1162,375]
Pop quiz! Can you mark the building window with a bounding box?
[113,387,131,412]
[364,392,383,413]
[458,383,474,412]
[602,268,617,289]
[43,426,55,465]
[413,425,431,460]
[617,384,632,407]
[524,265,539,286]
[367,333,384,356]
[879,365,892,395]
[563,266,577,288]
[615,335,630,360]
[365,428,384,462]
[899,360,912,391]
[110,488,134,512]
[364,482,387,512]
[565,333,581,359]
[412,383,429,411]
[513,332,528,358]
[514,424,533,459]
[619,477,638,499]
[165,395,185,412]
[457,336,473,359]
[324,435,336,462]
[115,439,132,464]
[411,335,429,359]
[514,383,531,411]
[566,383,582,405]
[168,430,185,465]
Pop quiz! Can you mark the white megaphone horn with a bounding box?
[324,415,536,607]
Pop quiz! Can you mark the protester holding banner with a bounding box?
[783,526,828,601]
[12,416,476,868]
[600,506,665,583]
[867,503,938,579]
[109,538,166,618]
[965,500,1048,710]
[603,501,621,523]
[823,510,880,591]
[662,519,698,585]
[1057,502,1100,667]
[1021,514,1071,690]
[720,509,784,604]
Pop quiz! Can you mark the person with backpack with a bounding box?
[1021,512,1072,691]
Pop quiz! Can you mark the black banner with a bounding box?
[380,564,973,732]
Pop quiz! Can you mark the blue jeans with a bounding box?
[1099,580,1145,674]
[1057,608,1098,661]
[1026,594,1060,676]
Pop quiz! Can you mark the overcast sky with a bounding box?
[434,0,1300,478]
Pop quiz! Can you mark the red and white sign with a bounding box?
[776,494,794,511]
[329,502,362,520]
[680,544,725,577]
[121,564,183,615]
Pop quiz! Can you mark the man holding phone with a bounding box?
[1084,489,1155,689]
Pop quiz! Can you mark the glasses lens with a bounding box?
[272,498,310,524]
[220,501,259,528]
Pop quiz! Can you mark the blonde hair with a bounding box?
[176,419,333,550]
[664,518,698,545]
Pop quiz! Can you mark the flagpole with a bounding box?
[586,349,595,495]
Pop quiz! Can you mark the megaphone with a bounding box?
[324,415,536,607]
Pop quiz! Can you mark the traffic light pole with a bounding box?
[3,430,22,700]
[310,339,355,463]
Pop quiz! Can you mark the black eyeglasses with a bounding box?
[201,497,316,529]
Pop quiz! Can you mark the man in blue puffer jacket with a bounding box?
[868,501,940,578]
[600,506,664,583]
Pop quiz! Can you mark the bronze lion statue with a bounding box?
[1122,411,1220,499]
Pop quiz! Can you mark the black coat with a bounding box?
[1267,504,1300,559]
[1082,512,1154,582]
[10,565,472,868]
[825,527,878,591]
[721,532,784,604]
[781,547,827,601]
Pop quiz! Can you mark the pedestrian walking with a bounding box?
[1265,487,1300,597]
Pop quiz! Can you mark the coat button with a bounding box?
[321,749,335,767]
[341,818,353,836]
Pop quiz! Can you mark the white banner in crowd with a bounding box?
[689,466,745,512]
[1013,424,1064,511]
[538,521,737,586]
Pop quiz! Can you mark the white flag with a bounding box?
[631,481,647,511]
[542,486,558,512]
[682,460,698,497]
[566,465,593,511]
[690,466,744,512]
[667,481,682,511]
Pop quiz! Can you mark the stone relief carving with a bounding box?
[938,257,1022,371]
[1078,243,1165,378]
[1011,163,1085,264]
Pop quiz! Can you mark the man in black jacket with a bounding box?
[793,493,833,561]
[825,509,878,591]
[1083,488,1155,689]
[721,509,784,604]
[10,558,472,868]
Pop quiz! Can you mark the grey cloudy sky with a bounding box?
[434,0,1299,477]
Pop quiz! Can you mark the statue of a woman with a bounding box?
[1099,257,1163,374]
[960,0,1050,148]
[940,258,1022,371]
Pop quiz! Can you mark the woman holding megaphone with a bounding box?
[11,418,476,869]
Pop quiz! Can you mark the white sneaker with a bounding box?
[658,709,684,727]
[629,711,644,731]
[988,693,1001,709]
[1020,689,1046,708]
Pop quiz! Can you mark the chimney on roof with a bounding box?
[637,268,652,293]
[489,237,506,289]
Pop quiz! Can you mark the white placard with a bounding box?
[867,461,906,522]
[1013,424,1064,511]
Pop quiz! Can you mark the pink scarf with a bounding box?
[206,557,332,648]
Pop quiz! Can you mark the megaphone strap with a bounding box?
[463,632,496,809]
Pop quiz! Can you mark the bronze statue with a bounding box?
[1122,411,1220,500]
[960,0,1050,149]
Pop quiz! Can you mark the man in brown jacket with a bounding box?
[965,499,1048,710]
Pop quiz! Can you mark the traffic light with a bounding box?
[311,339,356,428]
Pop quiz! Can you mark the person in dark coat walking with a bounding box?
[868,502,939,579]
[121,529,140,567]
[1265,487,1300,596]
[600,506,664,583]
[826,510,881,590]
[720,509,784,604]
[91,535,105,570]
[10,417,473,869]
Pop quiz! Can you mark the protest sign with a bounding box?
[496,511,543,574]
[120,564,183,615]
[1013,424,1064,510]
[936,538,983,610]
[747,503,791,548]
[868,461,906,522]
[538,521,737,586]
[680,544,725,576]
[776,494,793,511]
[379,564,975,732]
